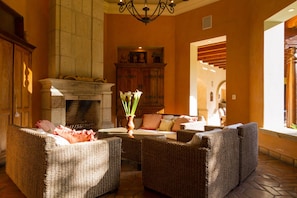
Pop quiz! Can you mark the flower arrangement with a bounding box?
[120,89,143,117]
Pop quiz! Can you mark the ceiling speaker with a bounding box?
[202,15,212,30]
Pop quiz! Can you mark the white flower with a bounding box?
[120,90,142,116]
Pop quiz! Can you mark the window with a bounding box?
[264,2,297,132]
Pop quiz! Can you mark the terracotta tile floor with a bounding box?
[1,153,297,198]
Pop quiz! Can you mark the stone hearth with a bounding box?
[39,78,114,129]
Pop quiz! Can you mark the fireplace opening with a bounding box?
[66,100,100,130]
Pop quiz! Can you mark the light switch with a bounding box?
[232,94,236,100]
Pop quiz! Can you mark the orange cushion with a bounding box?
[141,114,162,130]
[172,117,190,132]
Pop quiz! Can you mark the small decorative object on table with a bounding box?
[120,89,142,137]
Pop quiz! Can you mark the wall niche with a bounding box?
[118,46,164,64]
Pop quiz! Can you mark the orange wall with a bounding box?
[3,0,49,126]
[104,14,176,122]
[104,0,296,126]
[174,0,251,124]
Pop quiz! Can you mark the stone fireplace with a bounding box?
[41,1,110,130]
[40,78,114,130]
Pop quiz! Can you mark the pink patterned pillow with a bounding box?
[141,114,162,130]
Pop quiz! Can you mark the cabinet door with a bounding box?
[116,67,142,116]
[0,38,13,152]
[141,68,164,107]
[116,67,141,92]
[13,44,32,127]
[115,63,165,124]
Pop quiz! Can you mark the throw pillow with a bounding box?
[162,114,175,120]
[171,117,190,132]
[53,125,96,144]
[48,134,71,145]
[35,128,70,145]
[54,129,95,144]
[35,120,56,133]
[158,119,174,131]
[141,114,162,130]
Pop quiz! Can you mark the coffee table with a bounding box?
[97,128,165,169]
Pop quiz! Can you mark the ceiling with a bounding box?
[105,0,186,3]
[198,41,226,70]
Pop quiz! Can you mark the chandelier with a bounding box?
[118,0,176,24]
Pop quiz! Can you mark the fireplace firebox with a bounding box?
[39,78,114,130]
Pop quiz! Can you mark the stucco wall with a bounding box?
[104,14,176,122]
[104,0,296,126]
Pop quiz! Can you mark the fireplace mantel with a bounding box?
[39,78,114,129]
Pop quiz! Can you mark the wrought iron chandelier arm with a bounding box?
[127,1,149,22]
[117,0,177,24]
[165,0,175,14]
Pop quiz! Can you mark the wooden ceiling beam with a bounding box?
[197,41,226,70]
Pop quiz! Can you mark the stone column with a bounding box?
[48,0,104,79]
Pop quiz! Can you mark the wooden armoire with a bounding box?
[0,1,35,164]
[115,47,166,125]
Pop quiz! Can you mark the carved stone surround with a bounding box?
[40,78,114,129]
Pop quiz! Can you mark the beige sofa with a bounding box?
[6,125,122,198]
[116,113,206,140]
[142,122,258,198]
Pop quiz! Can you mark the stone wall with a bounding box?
[48,0,104,78]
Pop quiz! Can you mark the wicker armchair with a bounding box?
[6,125,122,198]
[142,128,240,198]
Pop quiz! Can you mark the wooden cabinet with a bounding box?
[0,37,13,162]
[0,34,34,164]
[116,47,166,125]
[115,63,166,125]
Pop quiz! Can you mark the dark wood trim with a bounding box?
[0,30,35,51]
